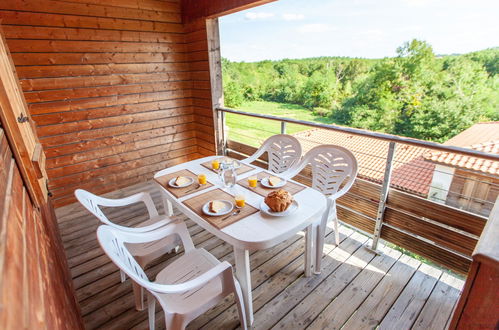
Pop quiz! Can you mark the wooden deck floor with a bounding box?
[56,181,464,330]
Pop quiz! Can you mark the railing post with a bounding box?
[281,121,287,134]
[220,110,227,155]
[371,141,396,251]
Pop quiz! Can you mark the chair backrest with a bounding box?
[243,134,302,174]
[286,145,358,198]
[75,189,159,232]
[97,221,195,291]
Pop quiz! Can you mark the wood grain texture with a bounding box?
[0,0,217,206]
[448,201,499,329]
[181,0,277,22]
[0,130,83,329]
[56,180,464,330]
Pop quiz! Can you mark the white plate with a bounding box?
[260,200,299,217]
[260,176,287,188]
[168,176,194,188]
[202,200,234,216]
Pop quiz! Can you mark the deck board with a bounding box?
[55,181,464,330]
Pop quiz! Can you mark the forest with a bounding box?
[222,40,499,142]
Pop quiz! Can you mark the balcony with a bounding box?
[53,109,497,329]
[57,181,465,329]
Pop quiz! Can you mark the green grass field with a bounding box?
[226,101,335,147]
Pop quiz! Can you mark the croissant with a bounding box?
[264,189,293,212]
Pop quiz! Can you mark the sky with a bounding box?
[219,0,499,62]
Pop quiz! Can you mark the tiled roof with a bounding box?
[424,122,499,175]
[292,128,435,196]
[443,122,499,147]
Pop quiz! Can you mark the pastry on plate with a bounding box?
[209,200,225,213]
[174,176,191,186]
[268,176,281,187]
[264,189,293,212]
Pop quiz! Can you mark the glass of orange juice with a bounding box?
[234,194,245,208]
[198,173,207,185]
[248,176,258,188]
[211,158,220,170]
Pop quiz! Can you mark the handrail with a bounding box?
[217,107,499,162]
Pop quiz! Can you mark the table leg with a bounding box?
[234,247,253,325]
[304,225,314,277]
[160,191,174,217]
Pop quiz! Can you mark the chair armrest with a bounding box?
[241,145,266,165]
[146,261,233,294]
[119,216,174,233]
[97,192,160,219]
[280,161,305,181]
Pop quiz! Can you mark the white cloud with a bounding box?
[244,12,275,20]
[297,23,336,34]
[282,13,305,21]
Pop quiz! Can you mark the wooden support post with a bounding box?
[206,18,226,155]
[371,142,396,251]
[281,121,287,134]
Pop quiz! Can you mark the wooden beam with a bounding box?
[205,18,225,155]
[182,0,277,22]
[0,25,48,206]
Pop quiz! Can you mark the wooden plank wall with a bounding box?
[0,0,212,207]
[184,18,217,156]
[0,129,83,329]
[227,140,487,274]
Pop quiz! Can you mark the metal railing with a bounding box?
[217,107,499,162]
[216,107,498,270]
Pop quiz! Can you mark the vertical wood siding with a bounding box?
[0,0,214,207]
[0,129,83,329]
[185,18,217,156]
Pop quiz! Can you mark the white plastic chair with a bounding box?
[75,189,179,310]
[283,145,358,274]
[242,134,302,174]
[97,222,247,330]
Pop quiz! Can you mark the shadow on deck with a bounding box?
[55,181,464,330]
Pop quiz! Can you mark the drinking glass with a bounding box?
[248,176,258,188]
[234,194,246,208]
[198,173,207,185]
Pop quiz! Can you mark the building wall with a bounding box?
[446,168,499,217]
[0,0,215,207]
[0,129,83,328]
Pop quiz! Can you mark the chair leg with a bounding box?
[304,225,314,277]
[132,281,145,311]
[333,215,340,246]
[166,200,174,217]
[233,282,248,330]
[120,270,126,283]
[148,293,156,330]
[314,221,327,275]
[164,312,185,330]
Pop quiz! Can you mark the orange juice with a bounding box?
[198,173,207,185]
[235,195,245,208]
[211,159,220,170]
[248,176,258,188]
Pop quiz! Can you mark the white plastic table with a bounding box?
[154,156,327,325]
